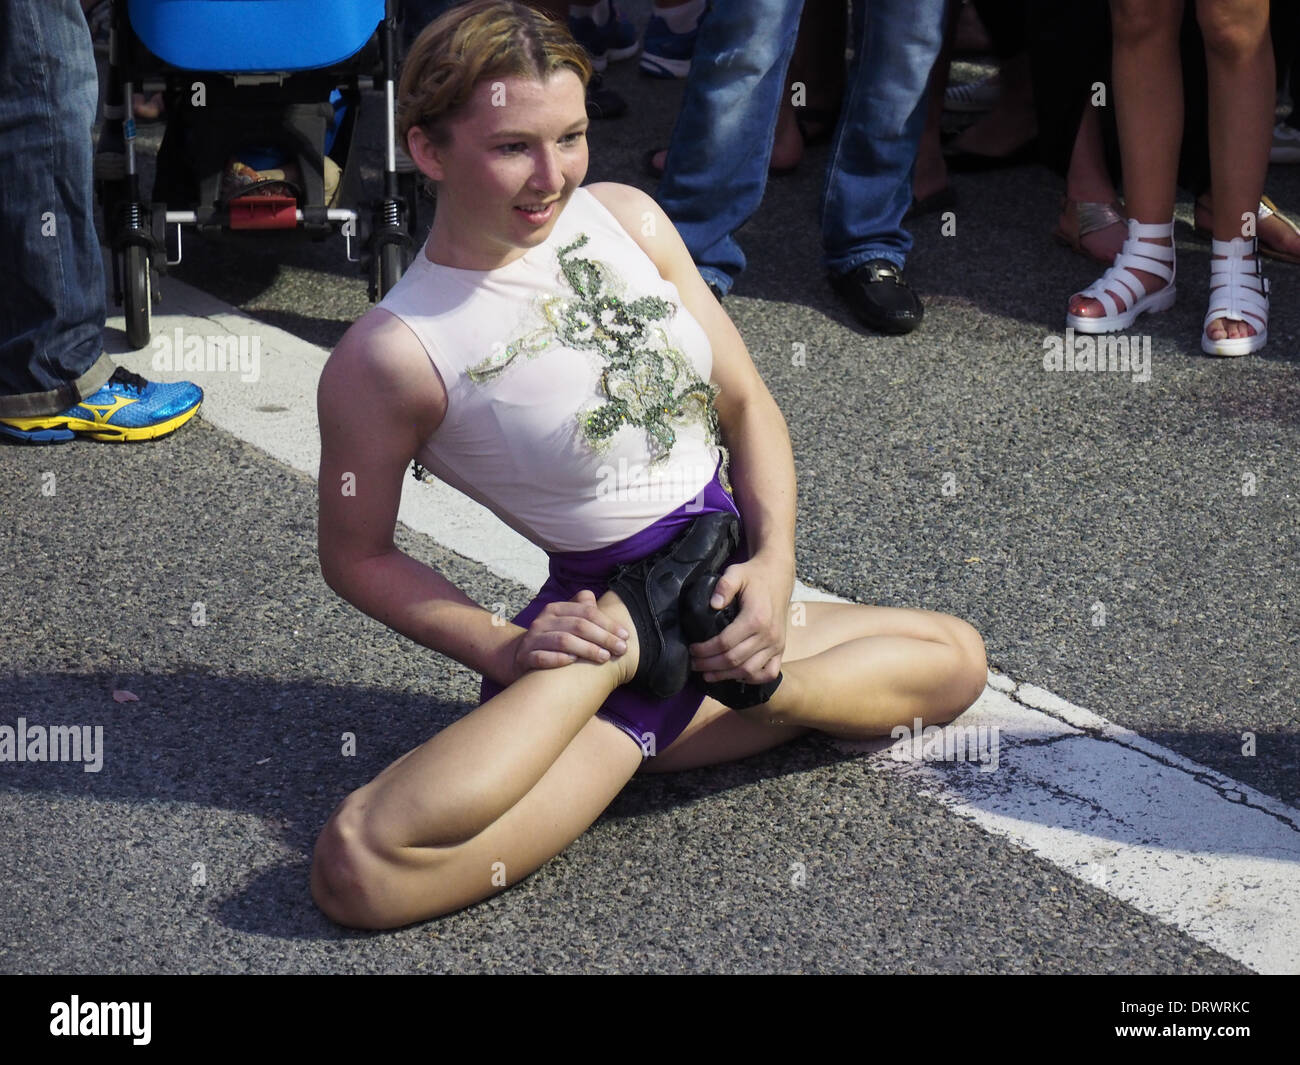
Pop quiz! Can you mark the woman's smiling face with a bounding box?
[413,70,590,271]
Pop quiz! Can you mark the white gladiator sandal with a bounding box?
[1066,219,1177,333]
[1201,236,1269,357]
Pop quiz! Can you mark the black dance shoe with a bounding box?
[681,574,784,710]
[606,511,740,700]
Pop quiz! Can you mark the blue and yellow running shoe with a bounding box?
[0,367,202,443]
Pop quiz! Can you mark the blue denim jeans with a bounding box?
[0,0,115,417]
[655,0,947,294]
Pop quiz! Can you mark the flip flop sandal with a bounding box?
[606,511,740,700]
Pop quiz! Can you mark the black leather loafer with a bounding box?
[680,572,783,710]
[606,511,740,699]
[828,259,924,335]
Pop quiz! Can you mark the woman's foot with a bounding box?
[132,92,165,122]
[1066,219,1177,332]
[1054,198,1127,263]
[1204,245,1261,344]
[1202,237,1268,355]
[680,574,782,710]
[1193,194,1275,345]
[1195,192,1300,265]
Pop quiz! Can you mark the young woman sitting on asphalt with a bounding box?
[310,0,988,929]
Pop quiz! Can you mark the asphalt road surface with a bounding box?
[1,5,1297,976]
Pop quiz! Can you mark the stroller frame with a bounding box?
[97,0,418,349]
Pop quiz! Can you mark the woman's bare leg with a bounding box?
[360,594,638,850]
[311,590,641,927]
[760,609,985,737]
[1196,189,1300,262]
[1199,0,1274,342]
[1070,0,1184,319]
[645,601,987,773]
[1062,104,1128,262]
[1112,0,1184,223]
[718,603,985,739]
[311,597,986,926]
[314,712,644,929]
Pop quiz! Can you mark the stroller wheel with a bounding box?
[124,246,153,350]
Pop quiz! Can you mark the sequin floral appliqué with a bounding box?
[463,233,729,484]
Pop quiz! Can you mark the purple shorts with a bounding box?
[478,469,747,759]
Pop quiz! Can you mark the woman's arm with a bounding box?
[586,183,798,684]
[317,309,519,685]
[318,308,628,687]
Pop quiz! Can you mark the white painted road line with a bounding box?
[108,279,1300,974]
[842,686,1300,975]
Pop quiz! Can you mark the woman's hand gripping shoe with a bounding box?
[605,511,741,700]
[680,572,784,710]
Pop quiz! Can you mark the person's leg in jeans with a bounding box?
[823,0,947,276]
[654,0,806,296]
[822,0,947,333]
[0,0,202,441]
[0,0,115,415]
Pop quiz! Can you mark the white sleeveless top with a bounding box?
[377,185,728,553]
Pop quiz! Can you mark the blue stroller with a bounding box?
[97,0,418,348]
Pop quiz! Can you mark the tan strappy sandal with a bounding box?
[1194,195,1300,265]
[1052,197,1127,263]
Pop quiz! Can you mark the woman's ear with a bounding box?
[406,124,446,183]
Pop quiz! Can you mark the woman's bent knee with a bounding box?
[939,615,989,721]
[310,797,408,929]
